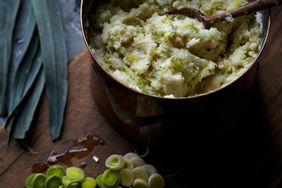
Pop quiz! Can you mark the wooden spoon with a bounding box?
[167,0,282,28]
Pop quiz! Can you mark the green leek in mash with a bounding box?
[90,0,262,97]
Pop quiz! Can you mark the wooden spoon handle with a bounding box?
[208,0,282,23]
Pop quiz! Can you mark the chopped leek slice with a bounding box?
[105,154,125,170]
[46,165,65,178]
[102,169,120,187]
[81,177,97,188]
[31,173,46,188]
[148,173,165,188]
[45,175,62,188]
[66,167,85,181]
[133,167,149,181]
[120,169,134,187]
[132,179,148,188]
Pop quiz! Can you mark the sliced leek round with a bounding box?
[65,182,80,188]
[96,175,107,188]
[46,165,65,178]
[62,176,73,186]
[31,173,46,188]
[45,175,62,188]
[102,169,120,187]
[132,179,148,188]
[124,152,139,160]
[143,164,157,175]
[120,169,134,187]
[123,158,134,170]
[133,166,149,181]
[148,173,165,188]
[81,177,97,188]
[25,173,36,188]
[130,157,145,168]
[105,154,125,170]
[66,167,85,181]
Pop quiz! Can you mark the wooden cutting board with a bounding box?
[1,7,282,188]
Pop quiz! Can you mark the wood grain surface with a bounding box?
[1,7,282,188]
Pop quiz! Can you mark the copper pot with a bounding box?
[80,0,271,145]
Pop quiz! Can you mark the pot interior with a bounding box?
[80,0,270,99]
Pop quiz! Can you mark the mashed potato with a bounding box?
[90,0,262,97]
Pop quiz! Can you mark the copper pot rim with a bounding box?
[80,0,271,101]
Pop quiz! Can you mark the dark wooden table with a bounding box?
[1,5,282,188]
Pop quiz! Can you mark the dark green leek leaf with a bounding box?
[0,0,21,115]
[5,35,44,139]
[13,68,45,139]
[8,33,39,113]
[11,0,36,67]
[32,0,68,140]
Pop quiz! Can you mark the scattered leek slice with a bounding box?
[124,153,139,160]
[130,157,145,168]
[96,174,107,188]
[25,173,36,188]
[105,154,125,170]
[46,165,65,178]
[120,169,134,187]
[23,154,166,188]
[81,177,97,188]
[0,0,21,115]
[102,169,120,187]
[62,176,82,188]
[62,176,73,186]
[132,179,148,188]
[31,0,68,141]
[148,173,165,188]
[45,175,62,188]
[31,173,46,188]
[133,167,149,181]
[65,182,80,188]
[123,158,134,170]
[143,164,157,175]
[66,167,85,181]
